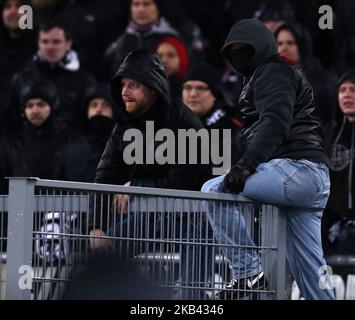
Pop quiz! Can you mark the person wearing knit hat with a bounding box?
[0,80,69,195]
[156,36,189,80]
[156,35,189,97]
[182,63,222,116]
[182,63,243,165]
[322,70,355,257]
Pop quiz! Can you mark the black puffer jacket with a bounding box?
[95,50,211,190]
[222,19,328,168]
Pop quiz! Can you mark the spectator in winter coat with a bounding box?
[6,18,95,132]
[201,18,334,300]
[95,49,210,191]
[155,35,189,98]
[55,83,116,182]
[0,81,68,194]
[182,63,244,165]
[32,0,126,79]
[89,50,212,299]
[323,70,355,256]
[101,0,181,81]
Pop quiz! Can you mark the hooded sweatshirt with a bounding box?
[0,81,68,194]
[95,49,211,191]
[221,18,327,169]
[326,71,355,219]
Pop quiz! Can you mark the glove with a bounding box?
[220,159,256,193]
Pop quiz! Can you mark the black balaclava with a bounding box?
[84,82,116,137]
[228,45,256,77]
[88,115,114,138]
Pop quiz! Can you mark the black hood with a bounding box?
[83,82,117,119]
[110,49,171,111]
[222,18,277,75]
[331,70,355,130]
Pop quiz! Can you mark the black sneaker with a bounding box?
[218,271,269,300]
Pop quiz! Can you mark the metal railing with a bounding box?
[0,177,287,300]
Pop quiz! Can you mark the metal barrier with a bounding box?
[1,177,287,300]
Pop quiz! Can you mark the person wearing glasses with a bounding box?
[182,63,243,166]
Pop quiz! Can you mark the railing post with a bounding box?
[262,205,287,300]
[275,207,287,300]
[6,178,36,300]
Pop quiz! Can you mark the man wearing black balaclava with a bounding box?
[55,83,116,182]
[201,18,334,300]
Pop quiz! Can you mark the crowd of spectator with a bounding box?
[0,0,355,276]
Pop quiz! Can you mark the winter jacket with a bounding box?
[53,0,126,78]
[326,117,355,220]
[95,49,211,191]
[274,22,338,132]
[0,119,68,194]
[101,17,179,80]
[6,50,96,131]
[222,19,328,169]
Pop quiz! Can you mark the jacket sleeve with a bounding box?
[94,124,129,185]
[241,62,297,168]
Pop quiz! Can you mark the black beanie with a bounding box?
[183,64,221,98]
[84,82,116,110]
[338,69,355,88]
[19,81,59,111]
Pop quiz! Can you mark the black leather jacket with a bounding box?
[221,19,328,168]
[238,56,328,167]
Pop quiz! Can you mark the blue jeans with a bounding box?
[201,158,335,300]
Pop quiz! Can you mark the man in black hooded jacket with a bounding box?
[201,18,334,300]
[94,49,209,190]
[0,80,68,194]
[90,50,212,299]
